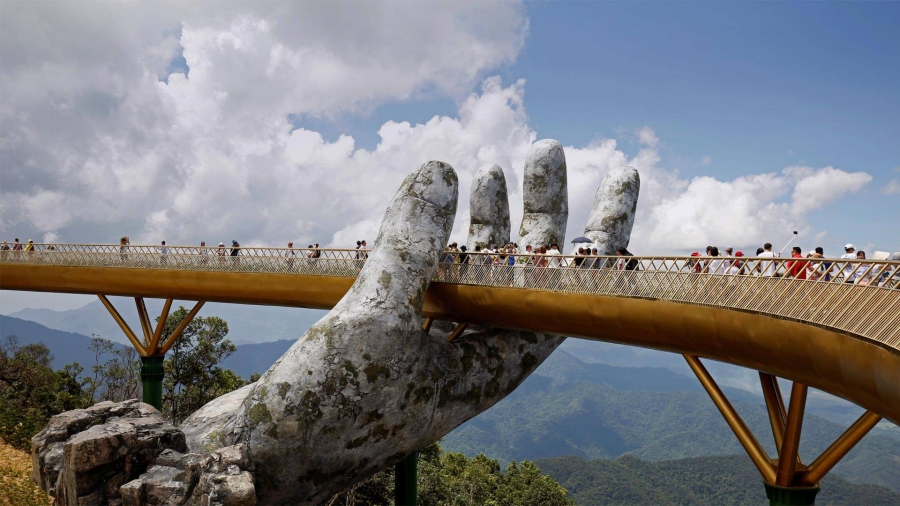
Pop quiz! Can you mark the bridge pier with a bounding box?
[394,452,419,506]
[683,355,881,506]
[97,295,205,412]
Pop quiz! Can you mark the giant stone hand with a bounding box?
[179,141,640,504]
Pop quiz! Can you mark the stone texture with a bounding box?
[518,139,568,248]
[467,163,510,250]
[584,166,641,254]
[120,445,255,506]
[31,399,186,505]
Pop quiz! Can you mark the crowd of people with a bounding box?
[2,236,896,287]
[431,240,896,287]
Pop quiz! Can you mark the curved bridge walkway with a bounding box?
[2,244,899,500]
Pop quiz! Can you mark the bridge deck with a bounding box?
[2,245,898,424]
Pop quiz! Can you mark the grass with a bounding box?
[0,439,50,506]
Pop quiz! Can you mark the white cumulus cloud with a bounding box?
[0,1,874,257]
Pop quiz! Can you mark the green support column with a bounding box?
[764,482,819,506]
[394,452,418,506]
[140,355,165,411]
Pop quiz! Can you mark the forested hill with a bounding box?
[536,454,900,506]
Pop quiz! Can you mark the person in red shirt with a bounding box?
[786,246,807,280]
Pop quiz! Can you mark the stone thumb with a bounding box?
[337,160,458,315]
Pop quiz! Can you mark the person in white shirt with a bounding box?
[705,247,727,274]
[757,242,777,276]
[160,240,169,265]
[840,243,857,280]
[546,244,562,268]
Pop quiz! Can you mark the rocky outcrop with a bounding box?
[120,445,255,506]
[518,139,568,248]
[584,166,640,254]
[31,398,256,505]
[31,399,186,505]
[467,163,511,250]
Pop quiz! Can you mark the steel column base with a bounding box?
[394,452,418,506]
[764,482,820,506]
[140,355,165,411]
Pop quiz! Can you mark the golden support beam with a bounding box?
[422,317,433,332]
[134,297,153,347]
[98,295,147,356]
[157,300,205,355]
[759,373,787,449]
[684,355,776,483]
[446,323,468,342]
[149,298,173,353]
[798,411,882,486]
[775,382,808,486]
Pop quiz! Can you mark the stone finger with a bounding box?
[467,163,511,250]
[518,139,568,249]
[583,166,640,254]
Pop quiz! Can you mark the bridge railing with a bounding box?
[2,244,898,346]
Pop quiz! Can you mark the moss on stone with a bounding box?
[248,402,272,424]
[363,364,390,383]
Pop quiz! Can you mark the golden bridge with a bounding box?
[2,244,898,501]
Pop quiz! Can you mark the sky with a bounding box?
[1,1,898,312]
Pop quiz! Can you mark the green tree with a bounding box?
[82,336,142,402]
[160,307,244,424]
[327,442,575,506]
[0,336,90,450]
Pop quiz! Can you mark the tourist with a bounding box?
[230,240,240,266]
[758,243,777,276]
[119,237,129,262]
[615,247,639,290]
[848,250,872,284]
[806,251,825,281]
[12,238,22,251]
[840,244,857,280]
[24,239,34,253]
[726,251,745,275]
[704,246,726,274]
[458,245,469,280]
[0,241,8,251]
[785,246,807,280]
[547,244,562,268]
[687,252,702,273]
[160,241,168,264]
[200,241,209,266]
[360,240,368,260]
[286,242,295,269]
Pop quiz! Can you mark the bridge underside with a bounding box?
[4,264,898,426]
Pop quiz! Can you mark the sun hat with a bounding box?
[690,252,700,256]
[845,243,855,249]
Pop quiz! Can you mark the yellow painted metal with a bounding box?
[97,294,146,356]
[2,263,899,424]
[760,373,787,450]
[134,297,153,346]
[775,383,808,486]
[150,298,174,353]
[798,411,882,486]
[157,301,205,355]
[446,323,468,342]
[422,317,433,332]
[684,355,777,483]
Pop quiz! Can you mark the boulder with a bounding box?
[31,399,185,505]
